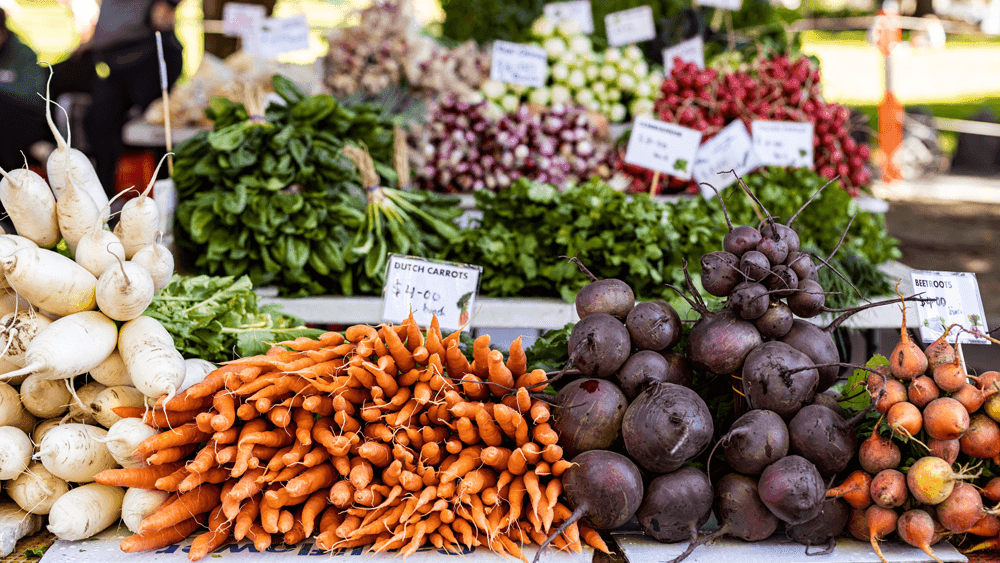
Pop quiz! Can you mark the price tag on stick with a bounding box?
[751,120,815,168]
[909,270,990,345]
[662,36,705,77]
[543,0,594,34]
[605,6,656,47]
[624,116,702,180]
[490,41,549,88]
[693,120,761,194]
[382,255,483,332]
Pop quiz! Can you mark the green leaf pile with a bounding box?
[143,275,323,362]
[172,75,462,297]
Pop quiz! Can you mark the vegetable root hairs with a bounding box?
[727,170,777,234]
[532,505,584,563]
[561,255,598,283]
[824,293,937,333]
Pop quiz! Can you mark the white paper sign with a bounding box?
[624,116,703,180]
[909,270,990,345]
[543,0,594,34]
[490,41,549,88]
[222,3,266,37]
[662,36,705,77]
[695,0,743,10]
[382,255,482,332]
[251,15,311,59]
[605,6,657,47]
[751,120,815,168]
[693,120,761,194]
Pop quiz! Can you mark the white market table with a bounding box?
[123,119,208,148]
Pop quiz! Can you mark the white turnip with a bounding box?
[36,422,118,482]
[90,349,130,386]
[56,175,100,255]
[7,461,70,515]
[0,166,59,248]
[121,487,170,533]
[67,380,106,424]
[0,247,97,315]
[118,316,184,401]
[0,425,32,479]
[95,256,154,321]
[90,385,145,428]
[104,417,156,468]
[131,235,174,292]
[0,309,53,366]
[47,483,123,540]
[19,374,71,418]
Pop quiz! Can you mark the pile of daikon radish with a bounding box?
[0,91,218,544]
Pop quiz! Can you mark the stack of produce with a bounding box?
[413,96,614,192]
[173,76,462,297]
[324,0,489,102]
[823,319,1000,561]
[92,315,611,560]
[0,94,210,543]
[621,53,871,194]
[480,16,663,124]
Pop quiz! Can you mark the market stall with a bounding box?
[0,0,997,561]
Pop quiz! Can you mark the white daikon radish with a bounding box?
[3,310,117,381]
[47,483,123,540]
[36,423,117,483]
[74,191,128,278]
[67,380,106,424]
[0,309,53,366]
[0,235,38,291]
[131,234,174,292]
[96,256,154,321]
[0,165,60,248]
[19,374,71,418]
[104,418,156,468]
[56,174,100,255]
[0,426,32,478]
[90,385,145,428]
[32,417,61,444]
[182,358,216,391]
[7,461,70,514]
[118,316,184,401]
[1,247,97,315]
[42,68,109,214]
[90,350,130,387]
[115,154,167,259]
[122,487,169,533]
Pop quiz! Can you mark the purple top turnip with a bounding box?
[622,382,714,474]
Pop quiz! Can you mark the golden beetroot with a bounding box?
[922,397,969,441]
[959,414,1000,461]
[889,288,927,381]
[908,376,939,409]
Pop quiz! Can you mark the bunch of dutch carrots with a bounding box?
[95,314,608,561]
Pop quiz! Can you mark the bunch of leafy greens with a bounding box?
[144,275,323,362]
[172,75,461,296]
[453,169,898,310]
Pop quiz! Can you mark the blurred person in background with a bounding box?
[0,8,50,172]
[50,0,183,197]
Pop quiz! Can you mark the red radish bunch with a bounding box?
[415,95,613,192]
[618,54,871,195]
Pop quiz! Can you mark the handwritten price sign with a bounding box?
[751,120,814,168]
[605,6,656,47]
[382,255,482,332]
[624,116,702,180]
[490,41,548,88]
[909,270,990,345]
[693,120,761,194]
[543,0,594,34]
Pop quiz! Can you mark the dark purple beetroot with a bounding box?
[660,352,692,387]
[758,455,826,525]
[789,403,868,476]
[768,265,799,298]
[786,498,850,554]
[637,467,713,543]
[533,450,644,563]
[566,313,631,378]
[686,308,762,376]
[788,279,825,318]
[622,383,714,474]
[742,341,819,418]
[725,226,763,257]
[664,472,779,563]
[780,320,840,393]
[761,222,801,255]
[756,234,789,265]
[576,279,635,321]
[552,379,628,458]
[729,282,770,320]
[723,409,789,476]
[740,251,771,283]
[701,251,741,297]
[618,351,671,401]
[755,300,794,339]
[787,252,816,281]
[626,302,681,352]
[811,392,848,418]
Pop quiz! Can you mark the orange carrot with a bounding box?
[137,422,211,456]
[470,335,491,379]
[148,444,200,466]
[233,495,262,540]
[487,350,515,397]
[382,325,416,372]
[515,369,548,392]
[210,393,236,432]
[529,400,550,424]
[120,516,204,553]
[179,467,230,493]
[139,484,222,533]
[579,522,610,554]
[188,505,233,561]
[95,463,185,489]
[506,336,527,377]
[445,340,471,380]
[533,423,559,445]
[493,404,530,445]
